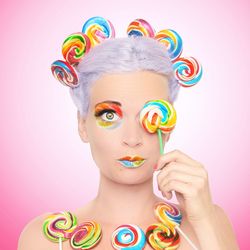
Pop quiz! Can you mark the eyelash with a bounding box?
[95,109,120,122]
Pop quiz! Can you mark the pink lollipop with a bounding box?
[51,60,79,88]
[127,19,155,37]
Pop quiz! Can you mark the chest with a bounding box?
[57,224,199,250]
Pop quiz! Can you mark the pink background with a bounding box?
[1,0,249,249]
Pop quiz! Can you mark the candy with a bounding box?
[154,202,182,228]
[62,32,91,65]
[70,221,102,249]
[51,60,79,88]
[43,211,77,242]
[127,19,155,37]
[139,100,177,134]
[82,16,115,46]
[146,223,180,250]
[111,224,146,250]
[173,57,203,87]
[155,29,183,61]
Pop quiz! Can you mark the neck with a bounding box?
[92,173,159,225]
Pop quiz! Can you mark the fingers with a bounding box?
[155,149,202,171]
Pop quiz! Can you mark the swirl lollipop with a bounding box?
[127,19,155,37]
[146,223,180,250]
[62,32,91,65]
[155,29,183,61]
[154,202,182,229]
[111,224,146,250]
[70,221,102,249]
[82,16,115,46]
[154,202,199,250]
[173,57,203,87]
[139,99,177,155]
[43,211,77,243]
[51,60,79,88]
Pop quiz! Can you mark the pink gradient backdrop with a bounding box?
[0,0,249,248]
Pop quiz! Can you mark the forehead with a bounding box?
[89,71,170,110]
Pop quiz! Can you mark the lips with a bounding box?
[117,156,146,168]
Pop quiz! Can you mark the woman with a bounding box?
[18,18,239,250]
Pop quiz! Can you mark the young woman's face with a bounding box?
[79,71,171,184]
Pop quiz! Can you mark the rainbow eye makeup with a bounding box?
[94,101,123,129]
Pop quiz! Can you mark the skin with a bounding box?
[18,71,239,250]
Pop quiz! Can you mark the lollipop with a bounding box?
[70,221,102,249]
[127,19,155,37]
[43,211,77,243]
[139,99,177,155]
[155,29,183,61]
[51,60,79,88]
[173,57,203,87]
[154,202,199,250]
[154,202,182,229]
[111,224,146,250]
[82,16,115,46]
[62,32,91,65]
[146,223,180,250]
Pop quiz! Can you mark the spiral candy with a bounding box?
[82,16,115,46]
[70,221,102,249]
[154,202,182,228]
[139,100,177,134]
[62,32,91,65]
[155,29,183,61]
[111,224,146,250]
[173,57,203,87]
[127,19,155,38]
[146,223,180,250]
[43,211,77,242]
[51,60,79,88]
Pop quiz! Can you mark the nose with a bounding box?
[122,117,143,148]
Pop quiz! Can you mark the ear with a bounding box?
[77,111,89,143]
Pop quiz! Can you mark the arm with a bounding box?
[156,149,240,250]
[190,204,239,250]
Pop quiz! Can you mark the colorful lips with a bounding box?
[117,156,146,168]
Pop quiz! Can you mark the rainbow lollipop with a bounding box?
[127,19,155,37]
[146,223,180,250]
[154,202,199,250]
[70,221,102,249]
[111,224,146,250]
[51,60,79,88]
[82,16,115,46]
[155,29,183,61]
[139,99,177,155]
[173,57,203,87]
[43,211,77,245]
[62,32,91,65]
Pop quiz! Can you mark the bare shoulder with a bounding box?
[214,204,239,243]
[18,213,57,250]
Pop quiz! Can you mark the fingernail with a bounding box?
[153,164,158,170]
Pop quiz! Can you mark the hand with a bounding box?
[155,149,215,224]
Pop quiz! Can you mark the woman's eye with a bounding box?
[101,111,119,122]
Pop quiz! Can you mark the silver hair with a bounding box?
[69,35,180,118]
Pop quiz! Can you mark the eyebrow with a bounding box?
[95,100,122,108]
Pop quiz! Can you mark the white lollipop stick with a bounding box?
[175,225,199,250]
[59,237,63,250]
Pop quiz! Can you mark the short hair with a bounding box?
[69,35,180,118]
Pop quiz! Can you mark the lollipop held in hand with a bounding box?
[139,99,177,154]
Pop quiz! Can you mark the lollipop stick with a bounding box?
[59,237,63,250]
[157,129,164,155]
[176,226,199,250]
